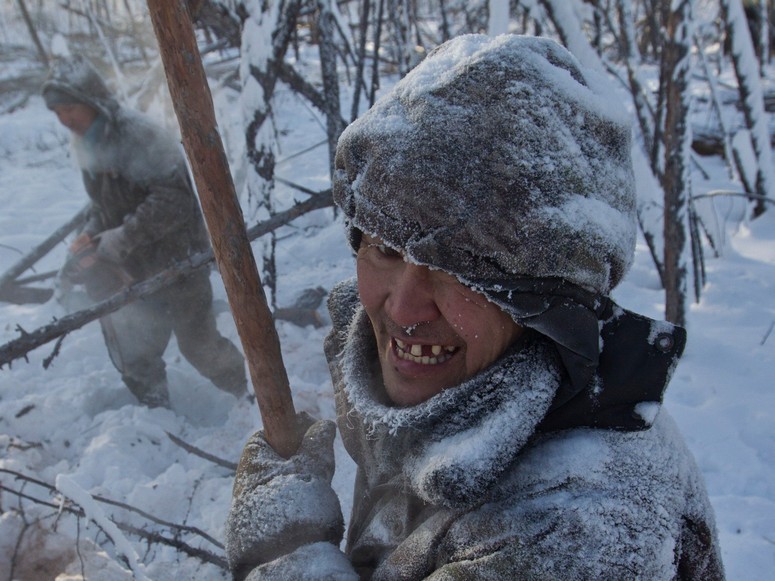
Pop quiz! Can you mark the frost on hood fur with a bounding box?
[328,280,561,509]
[334,34,636,296]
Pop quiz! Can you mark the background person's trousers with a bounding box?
[100,269,246,406]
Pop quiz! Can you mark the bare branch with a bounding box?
[0,204,89,294]
[0,192,333,369]
[0,468,228,569]
[165,431,238,472]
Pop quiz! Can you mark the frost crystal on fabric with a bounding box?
[324,283,725,579]
[225,418,345,579]
[334,34,637,296]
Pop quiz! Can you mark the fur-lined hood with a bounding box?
[334,35,636,297]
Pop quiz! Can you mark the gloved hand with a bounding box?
[70,232,95,255]
[94,226,130,264]
[225,413,344,581]
[62,232,98,284]
[61,231,134,300]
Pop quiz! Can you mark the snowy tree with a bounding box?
[617,0,666,284]
[316,0,347,178]
[758,0,771,70]
[238,0,303,308]
[15,0,48,66]
[721,0,775,217]
[488,0,510,35]
[387,0,416,76]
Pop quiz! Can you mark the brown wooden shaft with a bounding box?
[146,0,299,457]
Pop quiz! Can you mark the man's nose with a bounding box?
[385,263,440,327]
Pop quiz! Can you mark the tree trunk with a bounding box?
[439,0,451,41]
[370,0,386,106]
[759,0,771,71]
[317,0,347,178]
[388,0,413,75]
[351,0,372,121]
[661,0,694,325]
[617,0,656,162]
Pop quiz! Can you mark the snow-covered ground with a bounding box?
[1,64,774,580]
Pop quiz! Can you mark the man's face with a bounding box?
[356,234,524,407]
[52,103,97,136]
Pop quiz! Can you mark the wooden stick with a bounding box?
[146,0,299,457]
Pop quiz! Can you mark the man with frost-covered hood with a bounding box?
[225,35,724,579]
[42,56,247,408]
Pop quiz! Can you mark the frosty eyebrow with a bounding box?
[366,242,402,257]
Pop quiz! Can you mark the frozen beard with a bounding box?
[339,306,561,508]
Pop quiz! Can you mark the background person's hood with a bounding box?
[42,55,119,121]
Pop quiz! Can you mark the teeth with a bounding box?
[394,339,457,365]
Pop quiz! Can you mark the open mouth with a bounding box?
[393,338,458,365]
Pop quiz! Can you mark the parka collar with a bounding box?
[337,305,561,509]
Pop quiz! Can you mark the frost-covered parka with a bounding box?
[326,34,724,579]
[226,282,724,580]
[323,279,724,580]
[42,56,210,282]
[225,34,724,580]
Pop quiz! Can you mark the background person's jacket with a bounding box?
[43,57,210,283]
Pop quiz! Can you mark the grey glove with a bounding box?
[225,413,344,581]
[95,226,131,264]
[61,231,134,300]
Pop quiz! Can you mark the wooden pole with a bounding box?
[146,0,299,457]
